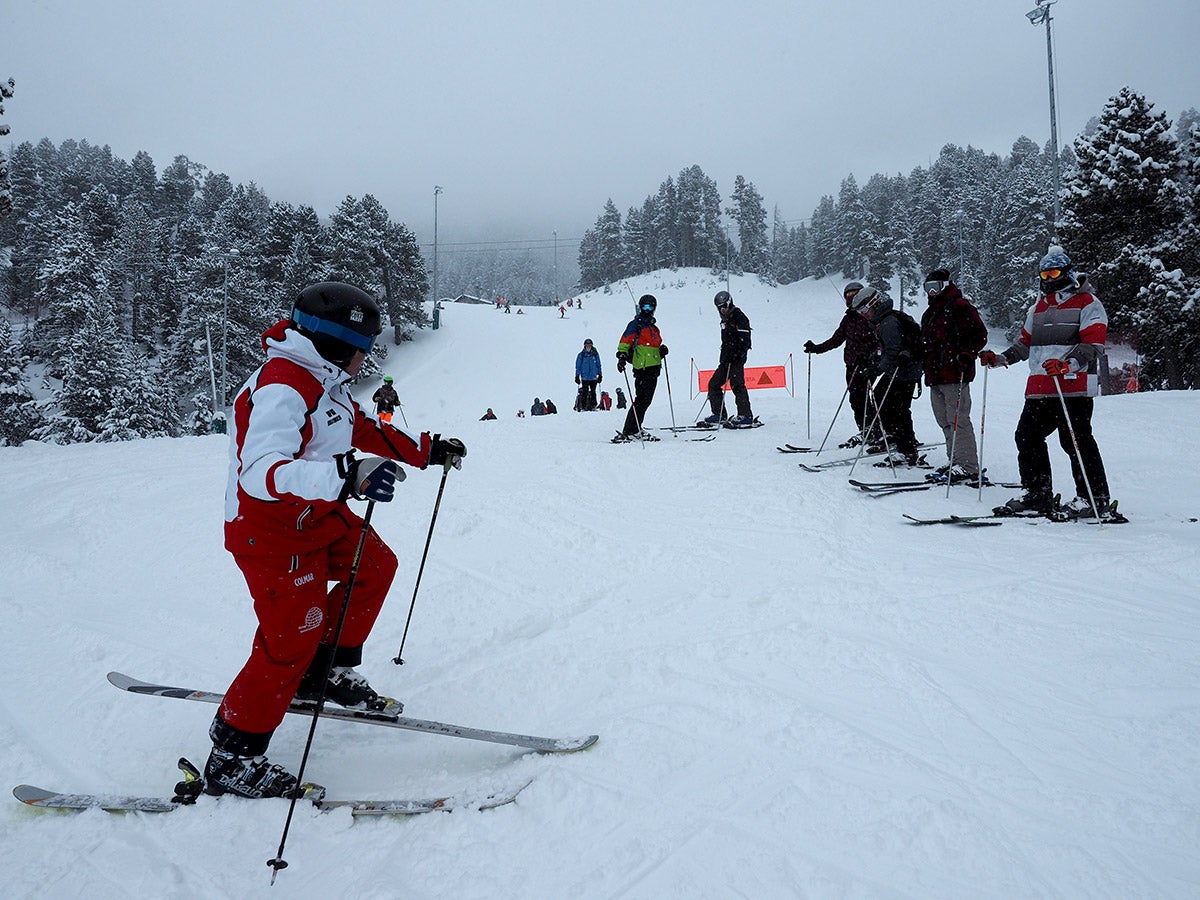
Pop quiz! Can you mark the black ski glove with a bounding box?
[617,352,629,373]
[429,434,467,469]
[659,345,669,358]
[337,452,403,502]
[803,340,816,353]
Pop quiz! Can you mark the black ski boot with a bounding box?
[202,748,300,799]
[993,492,1056,517]
[296,665,394,712]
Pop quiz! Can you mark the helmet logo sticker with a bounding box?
[350,306,364,323]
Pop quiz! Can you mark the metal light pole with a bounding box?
[1026,0,1061,231]
[553,230,559,302]
[220,248,239,408]
[432,185,442,306]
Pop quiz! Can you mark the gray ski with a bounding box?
[108,672,598,753]
[13,781,528,816]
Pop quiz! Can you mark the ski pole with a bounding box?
[864,382,895,476]
[622,368,645,449]
[393,458,456,664]
[976,366,989,502]
[663,358,677,431]
[944,374,964,500]
[848,370,896,478]
[395,400,409,429]
[269,498,380,883]
[813,365,856,456]
[806,352,812,440]
[1052,373,1104,524]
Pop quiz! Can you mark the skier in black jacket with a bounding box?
[703,291,755,426]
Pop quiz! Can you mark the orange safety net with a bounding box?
[697,365,788,392]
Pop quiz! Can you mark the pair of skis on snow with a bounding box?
[788,443,941,472]
[903,499,1129,526]
[848,477,1022,497]
[13,672,598,816]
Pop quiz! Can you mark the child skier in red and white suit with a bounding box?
[207,282,465,798]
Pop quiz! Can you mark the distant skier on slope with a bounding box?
[208,282,466,799]
[372,375,399,423]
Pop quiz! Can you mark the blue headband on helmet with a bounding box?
[292,308,377,353]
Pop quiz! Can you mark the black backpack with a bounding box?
[894,310,926,361]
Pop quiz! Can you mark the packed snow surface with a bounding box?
[3,271,1198,898]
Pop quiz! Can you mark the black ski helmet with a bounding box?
[291,282,382,367]
[638,294,657,314]
[714,290,733,308]
[843,281,864,306]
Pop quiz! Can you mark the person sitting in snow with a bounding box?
[544,398,558,414]
[531,397,546,416]
[479,408,497,420]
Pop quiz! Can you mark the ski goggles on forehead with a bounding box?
[924,279,949,294]
[1040,268,1064,280]
[292,309,378,353]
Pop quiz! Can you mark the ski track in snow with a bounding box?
[3,270,1199,898]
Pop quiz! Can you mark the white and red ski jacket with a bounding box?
[224,321,431,557]
[1002,284,1107,399]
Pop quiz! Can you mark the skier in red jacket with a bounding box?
[208,282,466,799]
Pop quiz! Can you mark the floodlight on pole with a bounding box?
[1026,0,1061,232]
[432,186,443,307]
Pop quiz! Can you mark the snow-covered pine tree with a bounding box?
[727,175,769,278]
[114,199,160,345]
[575,227,604,292]
[0,77,12,222]
[95,349,181,441]
[1060,87,1188,388]
[623,205,648,277]
[29,202,111,369]
[0,316,40,445]
[127,150,158,211]
[382,220,430,336]
[37,293,128,442]
[594,199,624,285]
[807,195,838,277]
[836,175,868,279]
[649,178,678,271]
[978,137,1053,333]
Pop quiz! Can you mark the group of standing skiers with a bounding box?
[805,246,1117,521]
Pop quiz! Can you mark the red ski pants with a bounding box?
[218,525,398,736]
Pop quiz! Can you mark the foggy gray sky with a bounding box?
[4,0,1199,246]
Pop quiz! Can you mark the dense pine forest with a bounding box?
[1,84,1197,446]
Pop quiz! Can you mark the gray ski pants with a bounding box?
[929,381,979,472]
